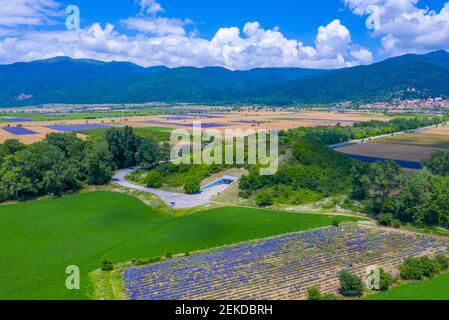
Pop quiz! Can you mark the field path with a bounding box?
[112,168,238,208]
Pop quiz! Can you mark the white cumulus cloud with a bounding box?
[0,19,373,69]
[0,1,373,70]
[138,0,164,15]
[344,0,449,55]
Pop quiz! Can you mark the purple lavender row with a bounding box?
[45,124,113,132]
[2,127,39,135]
[148,121,229,128]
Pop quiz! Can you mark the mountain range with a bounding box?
[1,51,449,107]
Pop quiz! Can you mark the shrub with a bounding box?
[101,259,113,271]
[420,256,442,278]
[341,198,357,211]
[435,254,449,271]
[132,257,162,266]
[378,269,395,291]
[239,190,252,199]
[144,170,163,188]
[399,264,423,281]
[339,271,364,297]
[184,176,201,194]
[377,214,395,227]
[332,218,341,227]
[307,288,322,301]
[255,191,273,207]
[165,252,173,259]
[392,220,402,229]
[400,257,442,281]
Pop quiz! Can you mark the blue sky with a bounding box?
[0,0,448,69]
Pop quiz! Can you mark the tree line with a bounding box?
[281,115,448,145]
[0,127,168,202]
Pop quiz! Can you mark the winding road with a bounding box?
[112,168,238,209]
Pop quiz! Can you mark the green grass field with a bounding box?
[365,272,449,300]
[77,126,172,142]
[0,191,358,300]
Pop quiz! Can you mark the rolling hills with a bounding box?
[1,51,448,107]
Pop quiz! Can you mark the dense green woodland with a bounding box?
[1,51,449,106]
[0,127,168,202]
[352,156,449,229]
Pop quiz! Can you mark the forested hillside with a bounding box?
[1,51,449,107]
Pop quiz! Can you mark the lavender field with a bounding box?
[149,121,229,128]
[45,124,113,132]
[2,127,38,135]
[122,226,449,300]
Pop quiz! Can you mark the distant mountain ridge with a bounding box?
[0,51,448,107]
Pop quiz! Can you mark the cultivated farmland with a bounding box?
[336,142,442,162]
[336,125,449,166]
[377,127,449,149]
[121,225,449,300]
[0,109,391,144]
[0,191,358,300]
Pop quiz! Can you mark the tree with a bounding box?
[105,126,140,168]
[43,161,84,195]
[45,133,86,160]
[0,139,25,163]
[394,171,432,226]
[422,151,449,176]
[0,134,121,202]
[3,142,66,197]
[184,176,201,194]
[137,138,162,170]
[339,271,364,297]
[369,161,402,214]
[84,141,114,185]
[427,175,449,228]
[0,170,34,201]
[350,163,371,200]
[144,170,163,188]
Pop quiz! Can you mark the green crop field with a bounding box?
[0,191,358,300]
[77,126,172,142]
[365,272,449,300]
